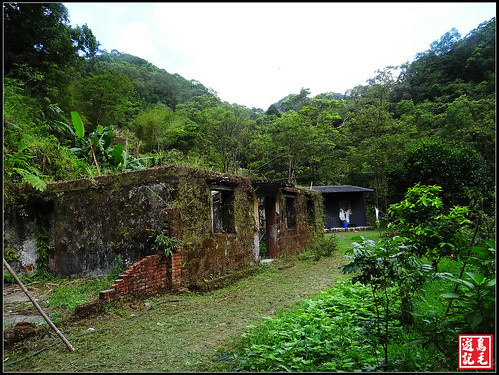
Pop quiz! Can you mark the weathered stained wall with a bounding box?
[3,165,323,290]
[10,166,183,277]
[275,188,324,257]
[170,170,259,288]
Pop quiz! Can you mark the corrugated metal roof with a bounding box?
[311,185,374,193]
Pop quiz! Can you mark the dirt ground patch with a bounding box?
[3,283,54,328]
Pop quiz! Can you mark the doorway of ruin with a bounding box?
[257,196,278,259]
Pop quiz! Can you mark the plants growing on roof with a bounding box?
[69,111,145,174]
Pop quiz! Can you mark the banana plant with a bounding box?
[69,111,144,174]
[71,111,85,140]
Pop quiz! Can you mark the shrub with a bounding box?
[237,280,378,372]
[388,183,471,271]
[306,234,338,260]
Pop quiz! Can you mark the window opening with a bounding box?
[306,198,315,225]
[211,189,235,234]
[284,196,296,228]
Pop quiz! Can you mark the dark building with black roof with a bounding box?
[311,185,374,229]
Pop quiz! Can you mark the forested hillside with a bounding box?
[3,3,495,217]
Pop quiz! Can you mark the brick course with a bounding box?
[99,250,181,302]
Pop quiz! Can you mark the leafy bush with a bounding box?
[305,234,338,261]
[388,183,471,271]
[387,137,493,210]
[443,267,495,333]
[236,279,443,372]
[443,241,496,333]
[3,80,91,198]
[237,280,378,372]
[146,230,179,257]
[342,235,434,368]
[3,273,15,284]
[4,247,19,262]
[69,112,146,174]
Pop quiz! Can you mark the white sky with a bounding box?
[63,2,496,110]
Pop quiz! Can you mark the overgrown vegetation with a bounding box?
[303,234,338,261]
[3,236,351,372]
[3,3,495,218]
[235,185,495,372]
[2,4,495,372]
[236,279,442,372]
[147,230,180,257]
[237,281,380,372]
[387,184,471,271]
[4,222,494,372]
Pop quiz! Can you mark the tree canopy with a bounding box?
[2,3,495,215]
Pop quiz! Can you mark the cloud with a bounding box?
[64,2,496,109]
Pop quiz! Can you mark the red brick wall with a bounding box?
[99,250,181,302]
[171,250,182,287]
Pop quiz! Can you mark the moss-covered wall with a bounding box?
[25,166,184,277]
[275,188,323,257]
[4,166,323,288]
[169,168,258,288]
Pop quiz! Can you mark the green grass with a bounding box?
[3,246,352,372]
[413,257,464,317]
[47,277,114,313]
[12,230,469,373]
[334,230,381,253]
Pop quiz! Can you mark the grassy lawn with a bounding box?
[4,231,378,372]
[334,229,381,250]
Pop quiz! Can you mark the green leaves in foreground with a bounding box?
[443,270,495,333]
[71,110,85,139]
[69,112,145,173]
[12,167,47,192]
[236,278,441,372]
[237,281,379,372]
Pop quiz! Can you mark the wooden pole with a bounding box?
[3,259,75,352]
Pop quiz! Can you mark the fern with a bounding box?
[13,167,47,192]
[5,150,32,169]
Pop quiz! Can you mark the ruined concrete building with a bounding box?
[4,166,323,295]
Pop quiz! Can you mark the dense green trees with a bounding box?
[388,184,471,271]
[2,3,495,217]
[4,3,98,102]
[70,71,135,130]
[396,19,495,104]
[387,138,493,211]
[2,7,495,371]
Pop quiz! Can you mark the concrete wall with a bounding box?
[275,188,323,257]
[4,166,323,290]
